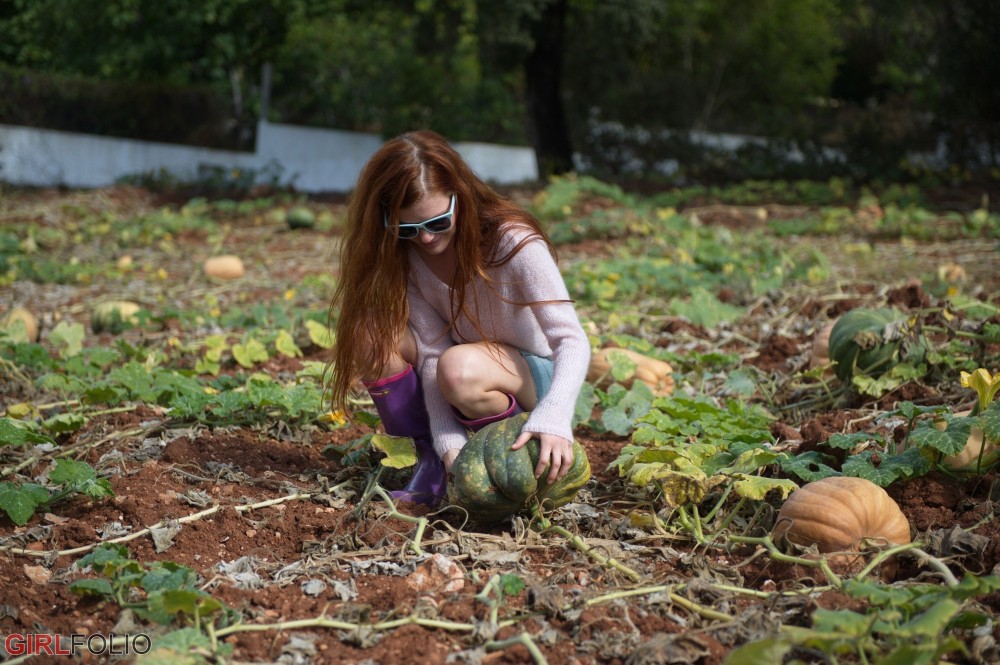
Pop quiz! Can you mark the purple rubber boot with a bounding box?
[364,365,446,506]
[454,394,524,433]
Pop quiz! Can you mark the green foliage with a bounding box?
[71,544,232,627]
[612,395,796,509]
[0,456,114,526]
[733,574,1000,664]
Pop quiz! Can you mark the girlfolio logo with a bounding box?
[4,633,152,657]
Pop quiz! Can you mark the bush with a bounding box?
[0,66,247,150]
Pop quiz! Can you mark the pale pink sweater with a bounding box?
[406,228,590,457]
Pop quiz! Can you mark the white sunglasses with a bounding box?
[384,194,456,240]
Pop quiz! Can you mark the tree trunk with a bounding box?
[523,0,573,177]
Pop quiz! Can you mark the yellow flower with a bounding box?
[320,410,348,426]
[960,368,1000,414]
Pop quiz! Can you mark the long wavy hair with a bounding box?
[327,130,556,412]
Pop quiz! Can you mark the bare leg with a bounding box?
[436,342,537,419]
[361,326,419,382]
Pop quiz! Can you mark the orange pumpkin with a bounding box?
[809,318,838,372]
[772,476,910,554]
[587,347,675,397]
[203,255,246,279]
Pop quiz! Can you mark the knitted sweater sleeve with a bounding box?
[508,239,591,442]
[406,285,469,457]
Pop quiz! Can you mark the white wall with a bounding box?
[0,121,539,193]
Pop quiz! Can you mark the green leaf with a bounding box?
[370,433,417,469]
[841,449,925,487]
[274,329,303,358]
[42,412,88,434]
[49,458,97,486]
[49,320,86,358]
[49,459,115,499]
[305,319,335,349]
[980,403,1000,442]
[142,562,198,593]
[781,451,839,482]
[68,578,115,597]
[77,543,132,569]
[154,589,225,618]
[716,448,782,475]
[668,286,744,327]
[0,481,49,525]
[896,599,961,638]
[0,417,55,447]
[811,608,873,637]
[498,573,525,597]
[194,357,220,375]
[605,349,638,382]
[723,369,757,397]
[602,405,632,436]
[827,431,883,450]
[231,338,269,369]
[909,419,969,456]
[141,627,230,663]
[572,383,596,428]
[355,411,381,428]
[724,637,793,665]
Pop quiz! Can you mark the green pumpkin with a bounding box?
[448,412,591,522]
[285,206,316,229]
[827,307,922,383]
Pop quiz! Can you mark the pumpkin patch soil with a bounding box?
[2,185,999,664]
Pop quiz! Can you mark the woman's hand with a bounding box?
[443,448,461,473]
[511,431,574,483]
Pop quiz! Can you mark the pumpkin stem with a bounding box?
[367,484,429,556]
[485,632,548,665]
[530,504,643,583]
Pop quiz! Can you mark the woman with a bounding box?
[328,130,590,505]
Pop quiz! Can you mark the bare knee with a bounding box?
[437,346,483,405]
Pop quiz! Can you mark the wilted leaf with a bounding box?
[730,474,797,500]
[305,319,335,349]
[49,321,85,358]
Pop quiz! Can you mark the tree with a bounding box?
[522,0,574,176]
[0,0,303,143]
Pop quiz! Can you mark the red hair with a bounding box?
[327,130,555,412]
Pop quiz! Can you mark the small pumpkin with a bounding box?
[448,412,591,522]
[3,307,39,342]
[808,318,837,372]
[285,206,317,230]
[91,301,142,334]
[772,476,911,554]
[827,307,923,383]
[933,409,996,473]
[588,347,675,396]
[203,255,245,280]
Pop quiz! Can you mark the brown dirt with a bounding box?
[2,185,1000,664]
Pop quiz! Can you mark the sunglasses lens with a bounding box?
[425,214,452,233]
[397,226,419,240]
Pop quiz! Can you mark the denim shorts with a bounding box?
[519,351,554,402]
